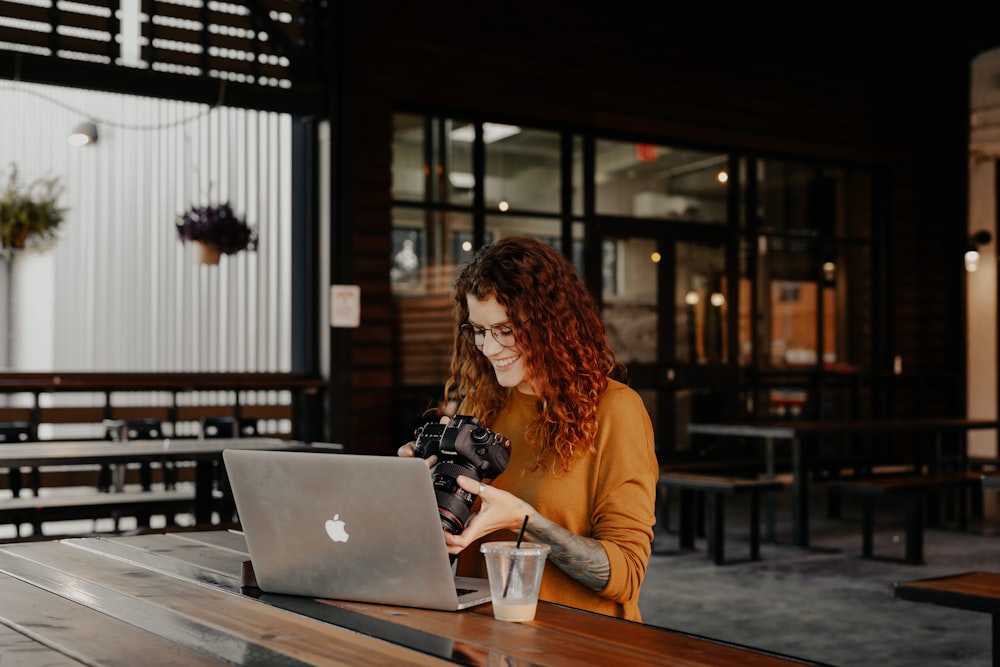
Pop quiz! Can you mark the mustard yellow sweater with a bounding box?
[457,379,658,621]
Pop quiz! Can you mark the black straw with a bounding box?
[514,514,529,548]
[503,515,530,598]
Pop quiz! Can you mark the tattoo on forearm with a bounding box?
[525,513,610,591]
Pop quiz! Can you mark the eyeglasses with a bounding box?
[459,322,518,348]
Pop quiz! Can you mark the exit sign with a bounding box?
[636,143,658,162]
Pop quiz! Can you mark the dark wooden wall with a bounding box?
[333,3,997,453]
[3,3,995,452]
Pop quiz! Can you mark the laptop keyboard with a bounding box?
[456,587,477,597]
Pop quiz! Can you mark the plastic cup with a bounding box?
[480,541,550,622]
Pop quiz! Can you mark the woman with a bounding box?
[400,236,658,621]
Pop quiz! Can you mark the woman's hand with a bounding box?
[397,415,451,467]
[443,475,535,555]
[446,476,611,591]
[396,440,437,468]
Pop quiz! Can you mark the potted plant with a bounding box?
[176,202,257,264]
[0,164,67,259]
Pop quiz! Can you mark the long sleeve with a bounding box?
[457,380,658,621]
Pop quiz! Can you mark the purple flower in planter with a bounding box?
[176,202,257,255]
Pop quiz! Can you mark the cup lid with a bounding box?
[480,540,551,555]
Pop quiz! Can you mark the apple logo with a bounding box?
[325,514,350,543]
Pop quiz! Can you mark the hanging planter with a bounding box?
[0,163,67,260]
[196,240,222,265]
[176,202,256,264]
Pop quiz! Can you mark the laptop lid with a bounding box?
[222,449,491,611]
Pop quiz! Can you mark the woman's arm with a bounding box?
[522,509,610,591]
[445,475,610,591]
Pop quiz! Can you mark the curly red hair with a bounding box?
[445,237,619,471]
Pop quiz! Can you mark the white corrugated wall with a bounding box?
[1,81,292,373]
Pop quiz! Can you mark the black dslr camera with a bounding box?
[412,414,511,534]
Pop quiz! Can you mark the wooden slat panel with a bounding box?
[0,27,115,57]
[395,296,454,387]
[0,408,32,423]
[145,24,285,55]
[140,46,289,78]
[173,405,235,420]
[149,1,302,39]
[0,373,325,393]
[108,407,172,422]
[36,407,106,424]
[240,405,292,419]
[0,1,49,22]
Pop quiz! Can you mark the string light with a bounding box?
[2,79,226,133]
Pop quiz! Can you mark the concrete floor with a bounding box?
[639,484,1000,666]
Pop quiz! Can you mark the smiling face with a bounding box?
[466,293,534,395]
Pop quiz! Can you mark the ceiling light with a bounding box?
[68,121,98,146]
[966,230,991,272]
[449,122,521,144]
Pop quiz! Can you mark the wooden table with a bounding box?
[0,530,830,666]
[0,438,344,525]
[895,571,1000,667]
[688,418,1000,548]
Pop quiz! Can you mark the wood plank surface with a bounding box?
[895,571,1000,614]
[0,542,447,667]
[0,618,89,667]
[63,532,825,666]
[0,576,229,667]
[320,596,820,667]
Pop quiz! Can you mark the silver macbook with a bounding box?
[222,449,491,611]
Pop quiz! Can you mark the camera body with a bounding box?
[412,414,511,534]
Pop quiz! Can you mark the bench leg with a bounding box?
[97,464,111,493]
[706,492,724,565]
[678,489,696,550]
[905,492,924,564]
[992,613,999,667]
[958,484,969,531]
[749,491,762,561]
[194,461,216,525]
[8,468,22,498]
[861,497,874,558]
[694,493,706,539]
[971,481,984,520]
[163,460,177,490]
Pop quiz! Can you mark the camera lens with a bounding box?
[432,461,479,534]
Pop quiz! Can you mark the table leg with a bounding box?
[194,460,215,525]
[792,437,809,548]
[765,438,776,542]
[706,492,724,565]
[678,489,695,550]
[992,612,999,667]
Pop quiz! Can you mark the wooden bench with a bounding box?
[656,472,785,565]
[894,571,1000,667]
[826,471,981,564]
[0,487,196,539]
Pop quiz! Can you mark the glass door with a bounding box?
[599,229,737,462]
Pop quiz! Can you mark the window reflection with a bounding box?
[676,243,727,364]
[603,238,658,365]
[485,128,561,214]
[595,140,728,222]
